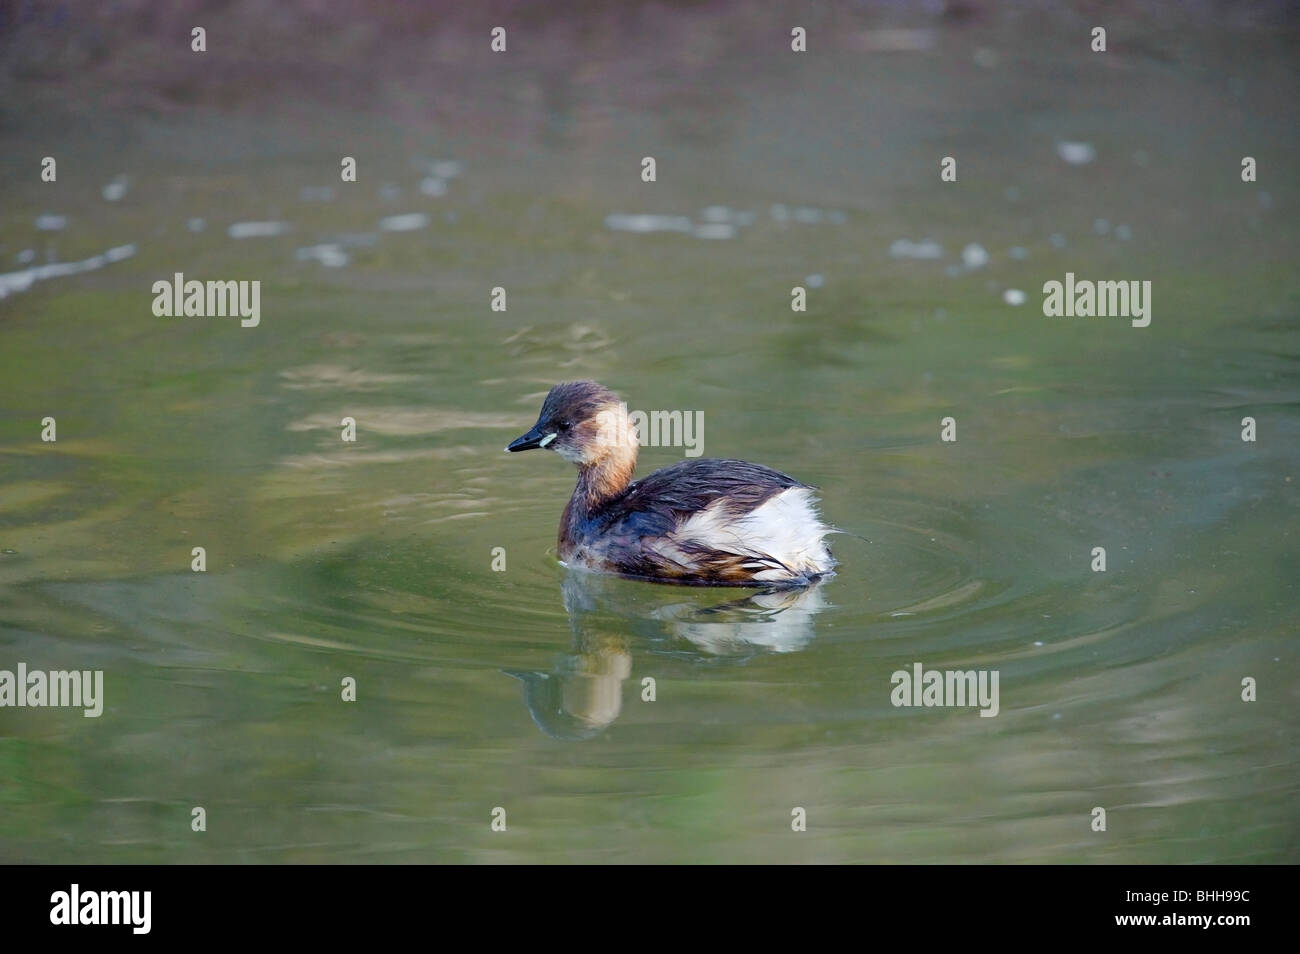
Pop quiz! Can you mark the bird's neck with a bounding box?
[559,452,636,560]
[571,447,637,514]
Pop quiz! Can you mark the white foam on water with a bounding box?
[692,223,736,240]
[295,244,350,268]
[104,244,136,263]
[419,177,448,197]
[228,221,290,239]
[0,271,34,296]
[0,243,136,301]
[102,178,129,202]
[890,238,944,260]
[962,243,989,268]
[603,213,692,234]
[378,213,429,232]
[430,160,463,179]
[1057,141,1096,165]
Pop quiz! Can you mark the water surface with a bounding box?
[1,4,1296,863]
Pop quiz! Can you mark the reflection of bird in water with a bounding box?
[504,636,631,742]
[649,585,826,656]
[504,570,828,740]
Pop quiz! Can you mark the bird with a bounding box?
[506,381,836,586]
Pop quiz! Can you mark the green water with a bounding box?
[1,7,1297,862]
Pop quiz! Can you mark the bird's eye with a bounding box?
[556,421,572,432]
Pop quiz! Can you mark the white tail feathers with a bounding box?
[674,487,836,583]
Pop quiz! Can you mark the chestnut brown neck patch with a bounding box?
[575,450,636,511]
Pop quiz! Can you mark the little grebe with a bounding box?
[506,381,836,586]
